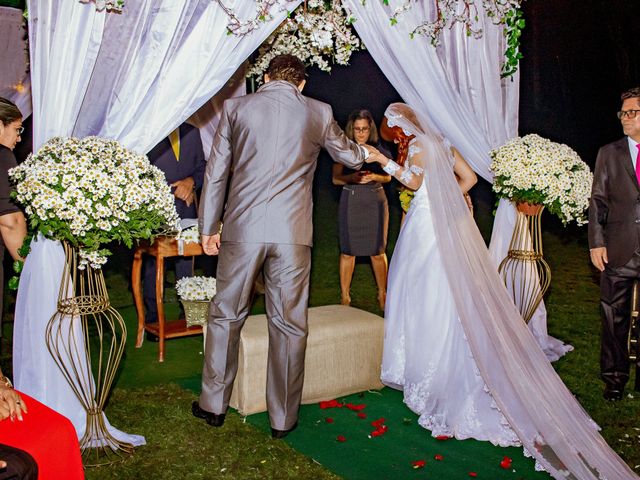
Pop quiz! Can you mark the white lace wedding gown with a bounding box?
[376,103,638,480]
[382,179,520,447]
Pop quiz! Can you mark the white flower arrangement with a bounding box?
[489,134,593,225]
[9,136,179,268]
[247,0,362,79]
[79,0,124,13]
[176,276,217,302]
[176,225,200,244]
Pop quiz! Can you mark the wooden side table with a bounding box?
[132,236,206,362]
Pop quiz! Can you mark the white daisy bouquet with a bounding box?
[489,134,593,225]
[9,136,179,268]
[176,225,200,244]
[176,276,217,302]
[247,0,362,79]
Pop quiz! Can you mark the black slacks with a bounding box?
[599,250,640,388]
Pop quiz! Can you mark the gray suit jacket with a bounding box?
[199,80,365,246]
[588,137,640,268]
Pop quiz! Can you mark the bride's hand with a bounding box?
[367,151,389,165]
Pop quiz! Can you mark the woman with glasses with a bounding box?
[0,98,84,478]
[332,109,391,310]
[0,98,27,325]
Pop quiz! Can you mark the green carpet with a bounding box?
[116,304,549,480]
[245,390,549,480]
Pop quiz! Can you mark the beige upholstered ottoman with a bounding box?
[229,305,384,415]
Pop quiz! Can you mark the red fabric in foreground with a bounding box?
[0,391,84,479]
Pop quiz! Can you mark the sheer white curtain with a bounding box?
[15,0,299,443]
[72,0,293,154]
[0,7,31,117]
[344,0,570,360]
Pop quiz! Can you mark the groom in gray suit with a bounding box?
[192,55,370,437]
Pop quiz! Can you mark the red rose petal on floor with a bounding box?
[357,412,367,419]
[435,435,450,440]
[345,403,366,411]
[468,472,478,477]
[371,418,386,427]
[325,417,334,424]
[336,435,347,442]
[499,456,512,469]
[411,460,426,469]
[371,430,382,437]
[319,399,344,409]
[434,454,444,461]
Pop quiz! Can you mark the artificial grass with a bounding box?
[84,384,340,480]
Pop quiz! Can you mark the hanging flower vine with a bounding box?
[389,0,524,77]
[219,0,524,79]
[246,0,363,80]
[79,0,125,13]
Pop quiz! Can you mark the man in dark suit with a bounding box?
[589,86,640,400]
[144,122,206,330]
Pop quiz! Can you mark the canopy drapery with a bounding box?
[343,0,570,360]
[14,0,299,443]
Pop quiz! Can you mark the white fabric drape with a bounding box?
[344,0,570,360]
[0,7,31,117]
[72,0,297,154]
[15,0,299,443]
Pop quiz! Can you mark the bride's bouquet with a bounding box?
[9,136,179,268]
[489,134,592,225]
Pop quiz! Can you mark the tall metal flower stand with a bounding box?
[45,242,134,466]
[498,202,551,323]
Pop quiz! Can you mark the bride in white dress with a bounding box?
[366,103,637,479]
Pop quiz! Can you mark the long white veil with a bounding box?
[385,103,636,479]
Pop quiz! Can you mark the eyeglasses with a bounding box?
[15,126,24,135]
[616,110,640,120]
[354,127,371,133]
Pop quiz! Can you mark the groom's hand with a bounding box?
[202,234,221,256]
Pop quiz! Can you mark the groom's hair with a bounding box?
[267,55,306,86]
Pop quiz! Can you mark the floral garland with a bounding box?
[389,0,523,78]
[78,0,124,13]
[215,1,524,78]
[9,136,179,268]
[489,134,592,225]
[246,0,362,79]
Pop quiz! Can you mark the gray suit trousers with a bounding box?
[199,242,311,430]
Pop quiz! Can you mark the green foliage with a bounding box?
[501,5,525,78]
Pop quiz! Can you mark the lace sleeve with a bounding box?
[382,140,425,190]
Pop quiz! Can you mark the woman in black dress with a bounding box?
[332,109,391,310]
[0,98,27,324]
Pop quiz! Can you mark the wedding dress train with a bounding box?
[379,103,637,479]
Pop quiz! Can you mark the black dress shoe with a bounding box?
[603,385,624,401]
[271,421,298,439]
[192,401,226,427]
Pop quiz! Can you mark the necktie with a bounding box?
[169,128,180,161]
[636,144,640,185]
